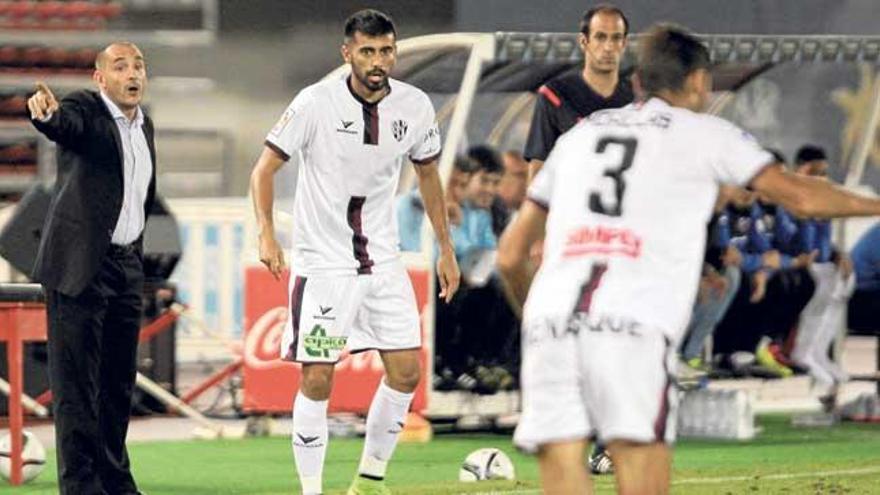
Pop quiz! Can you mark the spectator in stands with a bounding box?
[397,156,473,252]
[849,221,880,332]
[790,145,855,390]
[679,186,747,371]
[453,145,502,267]
[491,150,529,237]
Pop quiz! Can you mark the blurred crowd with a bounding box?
[395,142,880,396]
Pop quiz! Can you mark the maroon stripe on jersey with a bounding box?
[653,337,673,442]
[347,196,374,274]
[411,150,441,165]
[362,105,379,145]
[284,276,308,361]
[574,263,607,313]
[264,140,290,161]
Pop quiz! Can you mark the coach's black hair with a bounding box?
[344,9,396,40]
[636,24,711,96]
[467,145,503,175]
[580,4,629,36]
[795,144,827,164]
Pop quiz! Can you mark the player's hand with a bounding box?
[837,255,853,279]
[258,233,287,281]
[436,244,460,304]
[762,250,782,270]
[27,82,59,121]
[793,250,818,269]
[722,245,743,267]
[750,271,768,303]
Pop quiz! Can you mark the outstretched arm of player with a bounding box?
[414,160,460,303]
[751,165,880,219]
[250,146,288,280]
[28,82,86,148]
[497,200,547,313]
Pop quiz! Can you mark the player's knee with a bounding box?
[300,365,334,400]
[386,364,421,393]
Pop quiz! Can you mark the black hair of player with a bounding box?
[467,145,503,175]
[766,148,787,165]
[795,144,827,164]
[344,9,397,41]
[636,24,711,96]
[580,4,629,36]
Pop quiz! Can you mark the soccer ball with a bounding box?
[458,448,516,482]
[0,430,47,483]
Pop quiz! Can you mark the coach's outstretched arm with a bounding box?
[414,160,461,303]
[28,82,86,148]
[250,146,288,280]
[752,165,880,218]
[497,200,547,312]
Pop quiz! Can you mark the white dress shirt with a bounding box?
[100,92,152,246]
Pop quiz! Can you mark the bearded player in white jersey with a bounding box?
[499,24,880,495]
[250,10,459,495]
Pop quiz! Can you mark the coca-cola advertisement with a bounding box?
[242,266,430,413]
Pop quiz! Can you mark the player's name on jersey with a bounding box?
[589,108,671,129]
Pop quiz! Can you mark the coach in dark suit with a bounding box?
[28,42,155,495]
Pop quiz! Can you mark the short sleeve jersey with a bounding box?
[525,98,772,340]
[265,74,441,275]
[523,70,633,162]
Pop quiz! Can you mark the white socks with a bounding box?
[358,380,414,480]
[292,391,329,495]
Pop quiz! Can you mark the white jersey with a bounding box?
[266,74,441,275]
[525,97,772,341]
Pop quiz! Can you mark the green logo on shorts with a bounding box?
[303,325,347,358]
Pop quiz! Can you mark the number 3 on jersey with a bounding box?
[588,137,638,217]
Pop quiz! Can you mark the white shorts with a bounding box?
[280,263,421,363]
[514,313,678,453]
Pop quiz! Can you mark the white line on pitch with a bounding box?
[463,466,880,494]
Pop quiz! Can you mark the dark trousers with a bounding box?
[46,246,143,495]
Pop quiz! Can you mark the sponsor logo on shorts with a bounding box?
[303,325,347,358]
[314,305,335,321]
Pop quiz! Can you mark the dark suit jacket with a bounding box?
[31,90,156,296]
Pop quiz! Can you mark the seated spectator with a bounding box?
[849,221,880,333]
[491,150,529,237]
[789,145,855,390]
[396,156,473,252]
[453,146,502,272]
[680,186,746,371]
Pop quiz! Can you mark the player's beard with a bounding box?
[358,68,389,92]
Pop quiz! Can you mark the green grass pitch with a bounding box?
[4,415,879,494]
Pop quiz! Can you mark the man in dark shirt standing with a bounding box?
[521,3,632,474]
[524,3,634,181]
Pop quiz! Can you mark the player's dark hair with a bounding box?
[795,144,827,164]
[636,24,710,96]
[467,145,503,175]
[580,4,629,37]
[766,148,787,165]
[344,9,396,41]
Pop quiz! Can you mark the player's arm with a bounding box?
[497,200,547,314]
[523,87,559,184]
[750,165,880,219]
[527,159,544,184]
[249,146,288,280]
[414,160,460,302]
[28,82,86,148]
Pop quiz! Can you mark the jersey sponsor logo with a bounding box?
[392,119,408,142]
[524,313,644,344]
[270,108,294,136]
[337,119,359,135]
[303,325,347,358]
[563,225,642,259]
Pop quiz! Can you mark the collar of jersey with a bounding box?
[346,75,391,107]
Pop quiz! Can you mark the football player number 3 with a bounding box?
[588,137,638,217]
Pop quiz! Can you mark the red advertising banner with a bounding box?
[242,266,430,413]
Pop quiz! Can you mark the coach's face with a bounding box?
[93,43,146,113]
[343,31,396,92]
[581,12,627,75]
